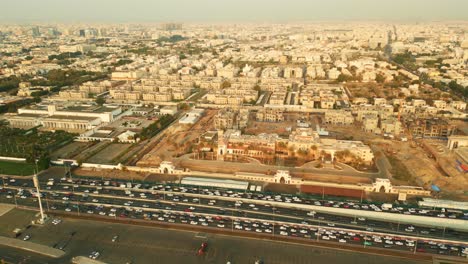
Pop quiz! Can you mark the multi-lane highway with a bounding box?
[1,175,467,259]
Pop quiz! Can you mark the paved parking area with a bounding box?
[0,203,14,216]
[0,209,430,264]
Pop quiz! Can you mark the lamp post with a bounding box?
[33,174,46,223]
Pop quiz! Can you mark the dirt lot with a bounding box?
[137,109,217,166]
[49,141,92,160]
[420,140,468,200]
[86,143,133,164]
[72,167,147,180]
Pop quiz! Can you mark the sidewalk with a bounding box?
[0,236,65,258]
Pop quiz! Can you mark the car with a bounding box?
[89,251,100,259]
[112,235,119,242]
[264,229,272,233]
[217,224,225,228]
[255,229,262,233]
[321,236,330,240]
[339,239,347,243]
[280,231,288,236]
[65,208,72,212]
[52,219,62,225]
[23,235,31,241]
[197,242,208,255]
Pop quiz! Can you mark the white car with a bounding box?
[280,231,288,236]
[339,239,347,243]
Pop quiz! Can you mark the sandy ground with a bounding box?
[137,109,217,166]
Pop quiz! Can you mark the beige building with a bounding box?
[214,108,249,130]
[142,92,172,102]
[59,90,89,99]
[6,104,121,132]
[269,92,287,105]
[324,110,354,125]
[362,115,379,133]
[381,117,403,136]
[256,108,284,122]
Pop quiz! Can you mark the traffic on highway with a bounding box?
[1,175,467,259]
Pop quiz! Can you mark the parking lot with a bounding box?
[0,208,431,264]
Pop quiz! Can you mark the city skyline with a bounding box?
[2,0,468,23]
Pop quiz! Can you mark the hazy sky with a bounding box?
[2,0,468,23]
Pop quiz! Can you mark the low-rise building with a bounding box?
[407,118,455,138]
[324,110,354,125]
[256,108,284,122]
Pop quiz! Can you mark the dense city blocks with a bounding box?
[1,1,468,263]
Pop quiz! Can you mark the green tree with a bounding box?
[95,97,106,105]
[375,73,386,83]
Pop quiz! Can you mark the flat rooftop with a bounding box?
[181,177,249,190]
[46,115,99,121]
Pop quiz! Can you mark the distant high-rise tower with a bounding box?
[161,23,182,31]
[79,29,86,37]
[32,27,40,37]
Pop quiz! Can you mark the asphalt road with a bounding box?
[1,176,467,259]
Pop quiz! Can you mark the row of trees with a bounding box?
[0,125,77,172]
[139,115,174,140]
[0,75,21,92]
[31,69,107,88]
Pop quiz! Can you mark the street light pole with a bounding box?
[33,174,46,223]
